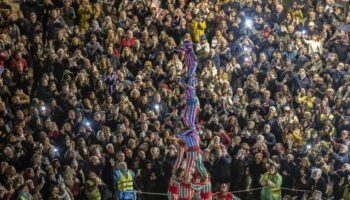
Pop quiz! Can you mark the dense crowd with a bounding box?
[0,0,350,199]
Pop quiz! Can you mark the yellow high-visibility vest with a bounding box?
[117,170,133,191]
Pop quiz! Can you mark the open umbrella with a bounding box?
[338,24,350,32]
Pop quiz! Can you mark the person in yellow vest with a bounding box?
[78,0,93,32]
[295,88,315,109]
[85,180,101,200]
[16,184,33,200]
[260,161,282,200]
[342,175,350,200]
[114,162,136,200]
[291,2,304,22]
[320,107,335,123]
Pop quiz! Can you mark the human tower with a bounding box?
[168,40,211,200]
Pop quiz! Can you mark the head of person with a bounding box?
[220,183,229,193]
[268,163,278,174]
[176,167,185,179]
[119,161,127,171]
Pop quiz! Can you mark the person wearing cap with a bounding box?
[114,162,136,200]
[260,162,282,200]
[195,35,210,67]
[218,39,232,68]
[143,60,153,70]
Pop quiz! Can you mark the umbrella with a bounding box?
[338,24,350,32]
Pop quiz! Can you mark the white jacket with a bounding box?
[303,35,326,55]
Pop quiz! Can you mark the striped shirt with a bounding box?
[168,175,182,199]
[179,77,197,102]
[178,132,199,148]
[192,177,212,200]
[179,182,196,200]
[182,40,197,77]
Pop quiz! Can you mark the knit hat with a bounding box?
[200,35,207,41]
[72,37,80,45]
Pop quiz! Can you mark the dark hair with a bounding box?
[176,168,184,176]
[17,183,28,191]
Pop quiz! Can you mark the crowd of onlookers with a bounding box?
[0,0,350,199]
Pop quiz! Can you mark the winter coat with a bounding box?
[191,19,206,42]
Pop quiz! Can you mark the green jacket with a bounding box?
[343,185,350,200]
[259,172,282,200]
[16,192,33,200]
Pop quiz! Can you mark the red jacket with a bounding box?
[0,51,8,68]
[121,37,136,48]
[217,130,232,148]
[213,192,234,200]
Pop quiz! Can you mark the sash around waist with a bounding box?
[186,99,197,105]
